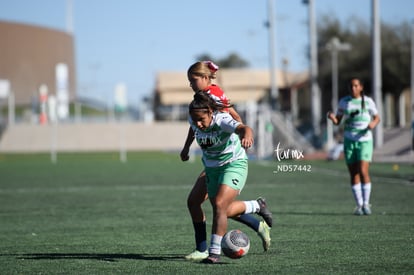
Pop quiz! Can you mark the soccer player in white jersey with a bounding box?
[181,61,272,261]
[327,77,380,215]
[188,91,273,264]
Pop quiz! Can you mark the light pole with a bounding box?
[303,0,321,137]
[325,37,351,151]
[267,0,278,110]
[66,0,74,34]
[326,37,351,112]
[411,19,414,151]
[372,0,383,148]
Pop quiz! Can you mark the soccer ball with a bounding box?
[221,229,250,259]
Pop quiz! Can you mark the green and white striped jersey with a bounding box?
[190,112,247,167]
[337,95,378,142]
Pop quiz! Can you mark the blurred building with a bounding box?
[154,68,309,122]
[0,20,76,106]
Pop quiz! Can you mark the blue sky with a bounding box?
[0,0,413,105]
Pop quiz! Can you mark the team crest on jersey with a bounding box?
[349,109,360,118]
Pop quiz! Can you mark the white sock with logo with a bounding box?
[243,200,260,214]
[209,234,222,255]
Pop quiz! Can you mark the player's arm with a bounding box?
[235,124,254,149]
[327,111,343,125]
[228,107,243,123]
[180,126,195,161]
[368,114,380,130]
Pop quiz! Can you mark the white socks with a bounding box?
[352,183,363,207]
[352,183,371,207]
[243,200,260,214]
[209,234,222,255]
[362,183,371,206]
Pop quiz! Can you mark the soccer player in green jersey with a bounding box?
[327,77,380,215]
[181,61,272,261]
[188,91,273,264]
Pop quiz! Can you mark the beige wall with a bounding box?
[0,122,189,153]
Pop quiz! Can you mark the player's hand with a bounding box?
[180,148,190,161]
[327,111,338,124]
[241,137,254,149]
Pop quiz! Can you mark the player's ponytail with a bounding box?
[358,78,365,110]
[189,91,232,113]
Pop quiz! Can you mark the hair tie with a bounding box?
[203,61,219,72]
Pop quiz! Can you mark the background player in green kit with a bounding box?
[188,91,273,264]
[327,77,380,215]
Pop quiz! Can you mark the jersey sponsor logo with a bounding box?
[198,135,222,149]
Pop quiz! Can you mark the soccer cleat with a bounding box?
[362,204,372,215]
[353,206,364,216]
[184,250,209,261]
[257,197,273,227]
[257,220,271,251]
[201,253,221,264]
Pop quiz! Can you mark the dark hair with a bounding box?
[348,77,365,110]
[189,91,232,113]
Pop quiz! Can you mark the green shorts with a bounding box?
[344,139,373,164]
[204,159,248,198]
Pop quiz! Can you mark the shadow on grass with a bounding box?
[278,211,414,216]
[4,253,231,264]
[12,253,184,262]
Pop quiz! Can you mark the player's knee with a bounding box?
[187,196,196,209]
[214,198,230,214]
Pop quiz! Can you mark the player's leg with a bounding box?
[345,139,363,215]
[233,214,271,251]
[212,185,241,236]
[187,171,208,222]
[205,190,272,263]
[347,162,364,215]
[359,160,372,215]
[202,184,240,264]
[202,162,245,264]
[224,161,272,251]
[185,171,209,260]
[202,160,272,263]
[359,140,374,215]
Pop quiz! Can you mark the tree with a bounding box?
[195,52,249,68]
[381,21,411,95]
[316,15,411,122]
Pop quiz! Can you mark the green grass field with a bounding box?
[0,152,413,274]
